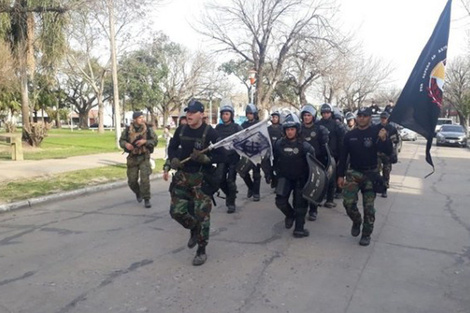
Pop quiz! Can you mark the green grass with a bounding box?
[0,128,165,160]
[0,159,166,204]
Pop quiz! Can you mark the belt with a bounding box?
[351,165,377,172]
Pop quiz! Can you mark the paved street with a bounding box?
[0,140,469,313]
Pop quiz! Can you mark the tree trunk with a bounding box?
[97,93,104,134]
[78,109,89,129]
[107,0,121,148]
[20,68,31,141]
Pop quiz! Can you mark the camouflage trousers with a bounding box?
[377,152,392,187]
[127,154,152,200]
[342,169,377,236]
[169,171,212,247]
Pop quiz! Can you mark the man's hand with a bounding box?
[170,158,182,170]
[135,139,147,147]
[125,143,134,151]
[337,177,345,189]
[378,128,388,141]
[163,171,170,181]
[190,149,211,164]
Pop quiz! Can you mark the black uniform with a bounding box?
[376,122,399,188]
[317,117,345,204]
[265,123,283,188]
[215,121,243,211]
[273,137,315,235]
[300,123,330,218]
[240,119,262,199]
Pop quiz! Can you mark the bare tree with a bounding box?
[444,56,470,128]
[196,0,339,113]
[67,8,109,133]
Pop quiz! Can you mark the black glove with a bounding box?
[190,149,211,164]
[170,158,182,170]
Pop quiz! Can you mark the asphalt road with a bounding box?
[0,139,469,313]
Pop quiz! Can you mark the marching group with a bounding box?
[119,100,400,266]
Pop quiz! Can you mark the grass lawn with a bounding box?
[0,128,165,160]
[0,159,166,204]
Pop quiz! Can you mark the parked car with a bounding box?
[434,118,453,135]
[436,124,468,147]
[400,128,418,141]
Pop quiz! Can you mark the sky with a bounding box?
[149,0,469,91]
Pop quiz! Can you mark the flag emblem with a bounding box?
[428,60,446,108]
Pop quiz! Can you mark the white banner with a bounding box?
[210,118,272,165]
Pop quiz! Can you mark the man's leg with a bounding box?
[343,170,362,237]
[126,157,141,201]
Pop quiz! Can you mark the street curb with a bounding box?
[0,173,164,213]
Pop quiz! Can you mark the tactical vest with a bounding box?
[179,124,211,152]
[275,138,309,180]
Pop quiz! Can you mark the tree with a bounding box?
[0,0,75,145]
[197,0,339,112]
[85,0,163,146]
[67,7,110,133]
[444,56,470,128]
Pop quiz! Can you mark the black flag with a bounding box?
[390,0,452,177]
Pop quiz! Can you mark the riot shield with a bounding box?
[236,156,254,177]
[302,153,328,204]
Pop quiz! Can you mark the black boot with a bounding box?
[227,205,236,214]
[284,216,294,229]
[293,229,310,238]
[192,246,207,266]
[187,223,200,249]
[136,193,143,203]
[351,221,361,237]
[144,199,151,208]
[359,235,371,246]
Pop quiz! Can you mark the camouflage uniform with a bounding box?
[337,113,393,243]
[377,153,392,188]
[167,123,223,248]
[342,169,377,236]
[119,123,158,200]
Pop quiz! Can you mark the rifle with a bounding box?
[123,135,143,154]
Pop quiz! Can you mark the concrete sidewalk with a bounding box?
[0,147,166,182]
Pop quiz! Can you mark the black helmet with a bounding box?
[282,113,301,134]
[345,112,356,121]
[300,105,317,121]
[220,104,234,121]
[320,103,332,114]
[245,103,258,115]
[332,107,344,120]
[220,105,234,114]
[271,110,280,117]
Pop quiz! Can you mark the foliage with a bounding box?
[23,121,53,146]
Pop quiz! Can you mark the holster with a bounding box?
[364,171,387,194]
[201,163,225,196]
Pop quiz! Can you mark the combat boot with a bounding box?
[247,189,253,198]
[381,191,388,198]
[144,199,151,208]
[359,235,371,246]
[293,229,310,238]
[351,221,361,237]
[253,194,260,201]
[284,216,294,229]
[192,246,207,266]
[136,193,143,203]
[187,223,200,249]
[324,201,336,208]
[227,205,236,214]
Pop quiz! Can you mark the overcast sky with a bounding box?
[150,0,469,90]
